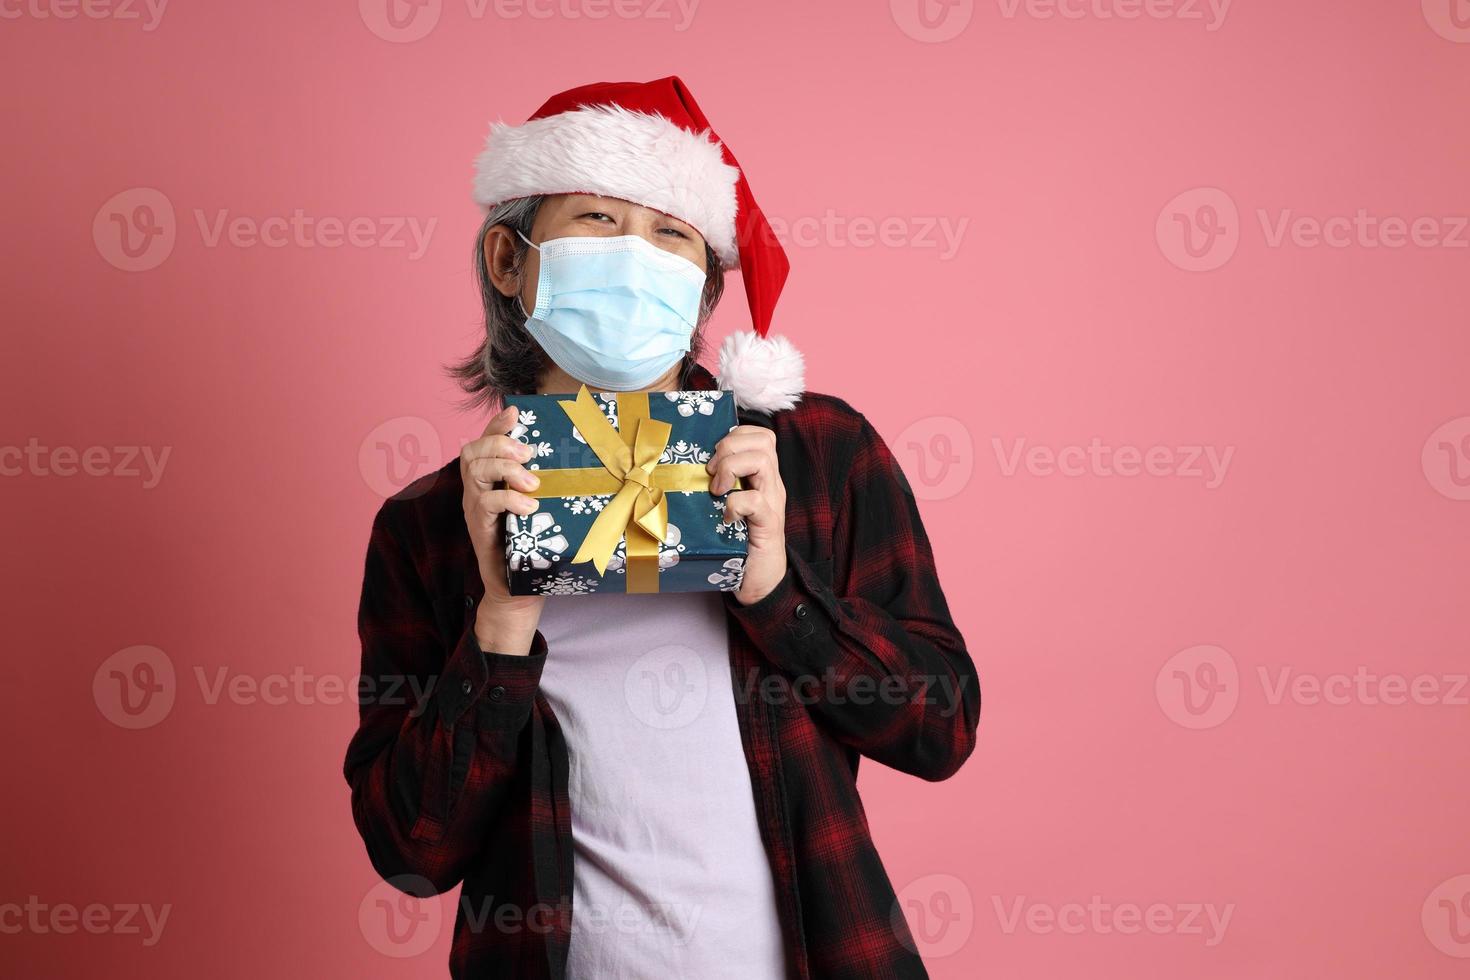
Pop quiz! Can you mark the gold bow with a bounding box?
[523,386,735,593]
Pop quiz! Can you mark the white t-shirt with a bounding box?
[536,589,787,980]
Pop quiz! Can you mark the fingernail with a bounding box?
[526,473,540,488]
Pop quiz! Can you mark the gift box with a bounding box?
[502,385,748,596]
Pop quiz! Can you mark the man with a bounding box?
[344,76,980,979]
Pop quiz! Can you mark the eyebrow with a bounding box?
[574,194,623,210]
[570,196,694,233]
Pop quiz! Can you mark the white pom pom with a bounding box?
[716,331,806,414]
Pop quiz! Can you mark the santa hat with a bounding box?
[472,75,804,413]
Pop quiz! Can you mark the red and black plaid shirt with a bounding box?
[343,362,980,978]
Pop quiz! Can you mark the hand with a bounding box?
[707,424,787,605]
[460,404,546,655]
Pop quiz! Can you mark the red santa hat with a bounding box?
[472,75,804,413]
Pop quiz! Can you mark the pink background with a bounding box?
[4,0,1469,977]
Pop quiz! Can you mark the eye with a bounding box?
[657,226,690,240]
[578,212,614,223]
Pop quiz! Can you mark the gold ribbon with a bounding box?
[523,386,735,593]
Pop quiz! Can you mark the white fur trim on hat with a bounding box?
[717,330,805,414]
[473,104,741,266]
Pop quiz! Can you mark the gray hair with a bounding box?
[450,195,727,411]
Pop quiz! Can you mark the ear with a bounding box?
[483,224,523,299]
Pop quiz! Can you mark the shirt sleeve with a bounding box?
[725,414,980,781]
[342,505,548,894]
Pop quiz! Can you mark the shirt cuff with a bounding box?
[437,624,548,730]
[724,548,838,674]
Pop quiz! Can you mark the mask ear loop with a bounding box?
[514,229,539,320]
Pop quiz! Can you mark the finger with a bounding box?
[721,488,774,526]
[462,432,536,467]
[471,487,539,524]
[467,455,542,492]
[481,403,518,439]
[709,449,776,495]
[709,426,776,464]
[462,404,529,464]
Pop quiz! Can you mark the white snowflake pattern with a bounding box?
[659,439,711,466]
[505,511,569,572]
[509,409,553,467]
[706,557,746,592]
[571,393,619,445]
[605,522,685,575]
[531,570,598,596]
[712,497,748,542]
[563,494,614,515]
[664,390,725,417]
[659,439,711,497]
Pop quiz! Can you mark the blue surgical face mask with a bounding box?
[515,230,706,391]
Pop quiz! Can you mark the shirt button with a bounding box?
[464,594,475,609]
[795,603,809,619]
[461,680,474,695]
[489,685,506,702]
